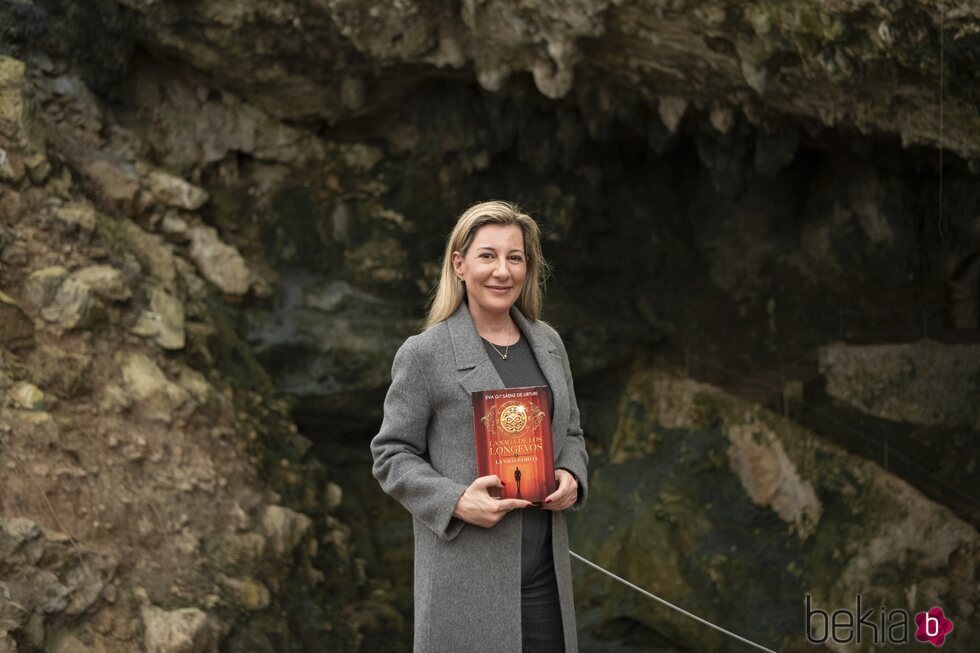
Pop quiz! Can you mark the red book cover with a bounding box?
[472,385,556,504]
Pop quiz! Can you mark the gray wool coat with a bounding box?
[371,301,589,652]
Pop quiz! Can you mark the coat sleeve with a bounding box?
[371,337,469,542]
[553,333,589,511]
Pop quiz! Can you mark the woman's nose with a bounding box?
[493,257,509,276]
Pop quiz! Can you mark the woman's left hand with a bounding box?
[543,469,578,511]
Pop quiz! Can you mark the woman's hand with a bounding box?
[543,469,578,511]
[453,475,532,528]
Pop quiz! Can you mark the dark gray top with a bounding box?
[481,334,555,418]
[482,332,556,590]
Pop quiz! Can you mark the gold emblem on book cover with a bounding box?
[498,402,529,434]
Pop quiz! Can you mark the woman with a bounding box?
[371,200,588,652]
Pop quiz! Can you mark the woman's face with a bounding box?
[452,224,527,320]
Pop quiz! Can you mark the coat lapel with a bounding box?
[447,302,505,395]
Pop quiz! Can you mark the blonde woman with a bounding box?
[371,200,588,652]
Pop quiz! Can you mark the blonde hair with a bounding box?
[425,200,550,328]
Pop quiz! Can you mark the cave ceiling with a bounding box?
[11,0,977,161]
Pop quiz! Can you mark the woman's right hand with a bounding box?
[452,475,532,528]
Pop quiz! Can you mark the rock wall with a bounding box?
[0,55,393,652]
[573,369,977,651]
[819,340,980,429]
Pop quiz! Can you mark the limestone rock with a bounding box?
[0,518,116,649]
[332,143,384,173]
[345,237,406,285]
[173,257,208,305]
[0,56,26,145]
[0,56,40,152]
[324,482,343,513]
[96,214,177,292]
[0,290,34,349]
[21,267,68,310]
[187,226,249,296]
[117,352,190,424]
[303,280,379,313]
[97,382,130,414]
[218,575,270,611]
[140,605,224,653]
[51,203,97,235]
[0,187,22,224]
[819,341,980,429]
[159,212,190,239]
[2,516,41,547]
[40,276,104,330]
[6,409,56,430]
[25,344,92,399]
[77,157,140,206]
[176,365,213,405]
[116,65,333,168]
[260,505,311,558]
[9,382,45,410]
[726,421,821,538]
[0,146,23,183]
[217,532,267,567]
[131,286,185,350]
[23,152,50,184]
[657,95,690,134]
[73,265,131,302]
[144,169,209,211]
[253,121,325,164]
[0,239,26,268]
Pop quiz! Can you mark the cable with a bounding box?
[569,550,778,653]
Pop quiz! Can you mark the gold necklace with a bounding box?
[486,326,515,360]
[488,340,510,360]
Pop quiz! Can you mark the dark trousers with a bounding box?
[521,509,565,652]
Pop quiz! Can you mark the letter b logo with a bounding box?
[915,607,954,647]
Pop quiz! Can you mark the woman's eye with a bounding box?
[510,255,524,262]
[479,253,493,259]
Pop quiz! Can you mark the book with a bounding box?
[471,385,556,504]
